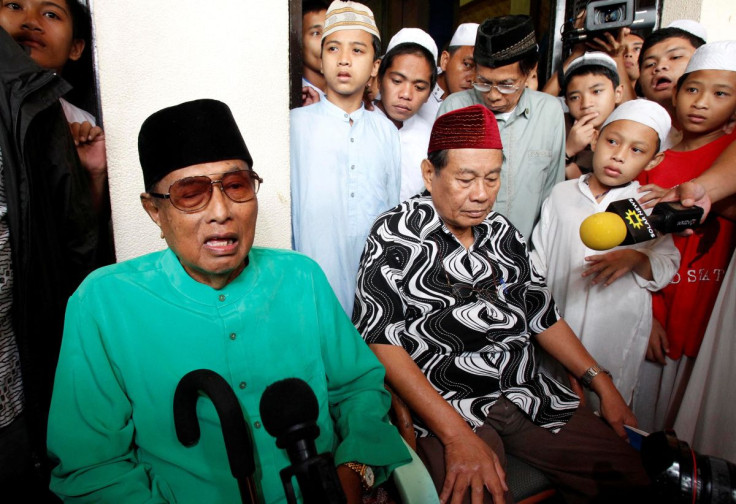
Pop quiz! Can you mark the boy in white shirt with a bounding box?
[531,100,680,408]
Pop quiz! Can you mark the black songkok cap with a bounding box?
[138,99,253,190]
[474,15,537,69]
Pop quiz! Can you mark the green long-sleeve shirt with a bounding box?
[48,247,409,503]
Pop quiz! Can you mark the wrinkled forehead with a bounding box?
[475,61,524,82]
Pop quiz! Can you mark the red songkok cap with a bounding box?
[428,105,503,154]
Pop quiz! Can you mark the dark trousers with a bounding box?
[416,397,651,504]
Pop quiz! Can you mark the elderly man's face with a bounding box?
[422,148,502,247]
[141,159,257,289]
[475,61,526,114]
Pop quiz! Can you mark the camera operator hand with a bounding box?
[587,27,638,101]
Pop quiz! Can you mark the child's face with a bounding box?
[591,120,663,188]
[566,73,622,128]
[321,29,379,99]
[302,9,326,74]
[379,53,433,124]
[639,37,697,107]
[0,0,83,73]
[675,69,736,135]
[623,33,643,81]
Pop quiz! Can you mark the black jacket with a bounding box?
[0,27,104,494]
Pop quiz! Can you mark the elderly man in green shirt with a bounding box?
[46,99,409,504]
[438,15,566,240]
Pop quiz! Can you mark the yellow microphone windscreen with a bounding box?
[579,212,628,250]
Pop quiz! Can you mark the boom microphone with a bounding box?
[580,198,703,250]
[259,378,346,504]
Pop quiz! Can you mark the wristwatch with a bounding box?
[344,462,375,490]
[579,365,612,388]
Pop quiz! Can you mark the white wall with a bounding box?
[91,0,291,262]
[662,0,736,41]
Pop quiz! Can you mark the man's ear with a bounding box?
[439,51,450,72]
[370,58,380,78]
[421,158,434,193]
[644,151,665,171]
[67,38,85,62]
[140,194,163,228]
[590,128,601,151]
[614,84,624,105]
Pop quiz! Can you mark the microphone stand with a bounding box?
[174,369,260,504]
[276,422,346,504]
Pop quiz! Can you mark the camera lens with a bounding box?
[642,431,736,503]
[596,5,624,24]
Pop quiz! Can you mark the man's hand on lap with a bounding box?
[440,431,507,504]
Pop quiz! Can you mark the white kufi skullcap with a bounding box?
[685,40,736,73]
[667,20,708,43]
[322,1,380,41]
[601,99,671,152]
[449,23,479,47]
[386,28,439,62]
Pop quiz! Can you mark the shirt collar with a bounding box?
[319,97,366,123]
[414,196,493,250]
[160,247,259,306]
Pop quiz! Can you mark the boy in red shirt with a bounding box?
[634,40,736,432]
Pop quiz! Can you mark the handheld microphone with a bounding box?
[174,369,259,504]
[580,199,703,250]
[259,378,346,504]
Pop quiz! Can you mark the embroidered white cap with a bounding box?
[449,23,479,47]
[601,99,672,152]
[322,0,380,41]
[685,40,736,73]
[564,51,618,85]
[386,28,439,62]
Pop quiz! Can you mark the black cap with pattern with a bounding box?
[138,99,253,190]
[474,15,537,69]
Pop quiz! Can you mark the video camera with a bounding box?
[563,0,657,44]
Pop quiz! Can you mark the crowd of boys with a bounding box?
[0,0,733,502]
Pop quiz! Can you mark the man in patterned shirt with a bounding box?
[353,105,651,504]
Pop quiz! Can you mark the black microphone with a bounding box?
[580,198,703,250]
[174,369,259,504]
[259,378,346,504]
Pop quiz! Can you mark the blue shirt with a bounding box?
[291,99,401,314]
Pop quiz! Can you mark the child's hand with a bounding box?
[582,249,648,286]
[637,183,669,209]
[70,121,107,178]
[566,111,599,157]
[645,318,669,364]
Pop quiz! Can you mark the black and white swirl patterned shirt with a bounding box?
[353,193,579,436]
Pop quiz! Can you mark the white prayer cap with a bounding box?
[322,1,380,41]
[685,40,736,73]
[386,28,439,63]
[601,99,671,152]
[449,23,479,47]
[667,19,708,43]
[564,52,618,85]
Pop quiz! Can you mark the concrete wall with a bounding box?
[91,0,291,262]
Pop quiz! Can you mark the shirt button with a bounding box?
[344,113,348,118]
[350,192,355,197]
[350,138,354,143]
[218,294,226,302]
[239,381,247,389]
[254,421,262,429]
[351,165,355,170]
[229,333,237,340]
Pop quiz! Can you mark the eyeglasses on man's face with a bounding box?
[472,80,522,95]
[150,169,263,213]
